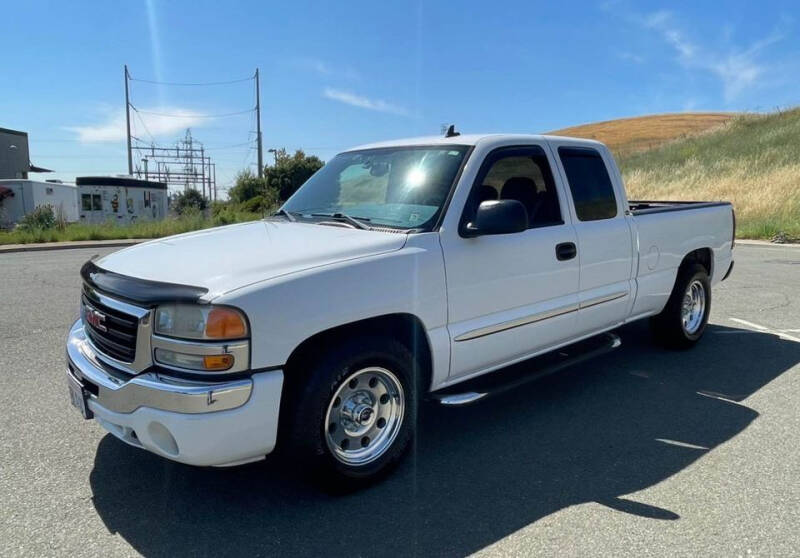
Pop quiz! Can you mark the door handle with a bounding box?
[556,242,577,261]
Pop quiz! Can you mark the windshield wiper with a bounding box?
[310,212,372,230]
[273,208,298,222]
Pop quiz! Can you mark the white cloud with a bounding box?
[67,107,204,143]
[638,10,784,101]
[618,51,645,64]
[322,87,410,116]
[294,57,361,81]
[298,57,333,75]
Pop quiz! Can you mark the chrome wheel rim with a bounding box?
[324,366,404,466]
[681,280,706,335]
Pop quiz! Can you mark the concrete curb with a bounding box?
[0,239,148,254]
[736,239,800,248]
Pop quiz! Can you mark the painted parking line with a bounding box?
[655,438,709,451]
[729,318,769,331]
[729,317,800,343]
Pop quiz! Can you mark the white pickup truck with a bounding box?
[66,132,735,484]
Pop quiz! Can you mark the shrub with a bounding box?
[172,189,208,215]
[17,205,56,231]
[241,195,267,214]
[213,207,239,226]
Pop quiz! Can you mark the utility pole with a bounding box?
[212,163,217,202]
[200,146,206,200]
[255,68,263,178]
[125,65,133,175]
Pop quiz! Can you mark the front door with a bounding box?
[440,145,580,379]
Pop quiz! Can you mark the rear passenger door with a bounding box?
[550,143,635,334]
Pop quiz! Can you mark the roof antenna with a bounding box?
[444,124,460,138]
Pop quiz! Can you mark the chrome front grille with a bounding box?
[81,293,139,362]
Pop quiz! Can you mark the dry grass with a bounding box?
[548,112,735,154]
[617,109,800,240]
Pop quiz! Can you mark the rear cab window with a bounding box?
[557,147,617,221]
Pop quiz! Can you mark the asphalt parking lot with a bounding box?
[1,243,799,557]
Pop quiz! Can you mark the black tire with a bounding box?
[282,335,418,488]
[650,263,711,349]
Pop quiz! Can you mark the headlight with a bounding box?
[154,304,248,340]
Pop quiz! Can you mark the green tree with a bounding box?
[172,189,207,215]
[229,150,324,207]
[228,169,269,204]
[265,149,324,201]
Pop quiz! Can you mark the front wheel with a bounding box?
[651,263,711,349]
[283,336,418,487]
[324,366,406,468]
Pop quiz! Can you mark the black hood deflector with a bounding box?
[80,260,208,307]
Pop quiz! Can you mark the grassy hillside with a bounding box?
[548,113,734,154]
[617,108,800,240]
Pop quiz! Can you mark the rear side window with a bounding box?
[558,147,617,221]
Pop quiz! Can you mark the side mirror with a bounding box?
[462,199,528,238]
[368,162,389,177]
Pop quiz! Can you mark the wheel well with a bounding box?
[284,313,434,394]
[680,247,713,278]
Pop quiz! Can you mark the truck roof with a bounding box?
[346,133,606,152]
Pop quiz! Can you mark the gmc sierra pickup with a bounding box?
[66,132,734,484]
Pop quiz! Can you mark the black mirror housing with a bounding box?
[462,199,528,237]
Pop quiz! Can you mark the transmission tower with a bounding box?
[132,129,217,200]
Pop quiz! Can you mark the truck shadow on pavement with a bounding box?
[89,322,800,557]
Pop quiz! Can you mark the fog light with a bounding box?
[154,348,234,371]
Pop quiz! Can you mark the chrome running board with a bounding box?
[431,332,621,406]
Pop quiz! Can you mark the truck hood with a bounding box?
[96,220,408,299]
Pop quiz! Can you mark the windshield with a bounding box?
[281,146,470,230]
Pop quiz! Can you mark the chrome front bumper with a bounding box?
[66,319,252,414]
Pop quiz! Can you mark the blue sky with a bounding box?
[2,0,797,194]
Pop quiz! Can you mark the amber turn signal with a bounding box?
[204,307,247,339]
[203,354,235,371]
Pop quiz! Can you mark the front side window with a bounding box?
[92,194,102,211]
[281,146,470,230]
[81,194,92,211]
[558,147,617,221]
[465,146,563,229]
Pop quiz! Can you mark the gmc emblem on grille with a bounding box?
[85,308,107,332]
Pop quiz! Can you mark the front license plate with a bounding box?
[67,373,93,420]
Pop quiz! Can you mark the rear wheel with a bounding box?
[283,336,418,487]
[651,263,711,349]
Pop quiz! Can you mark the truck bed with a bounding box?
[628,200,731,215]
[626,199,734,320]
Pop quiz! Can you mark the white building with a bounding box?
[76,176,168,224]
[0,179,79,228]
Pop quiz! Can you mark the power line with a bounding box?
[203,140,257,150]
[128,74,255,86]
[123,65,262,200]
[133,109,156,143]
[130,105,255,119]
